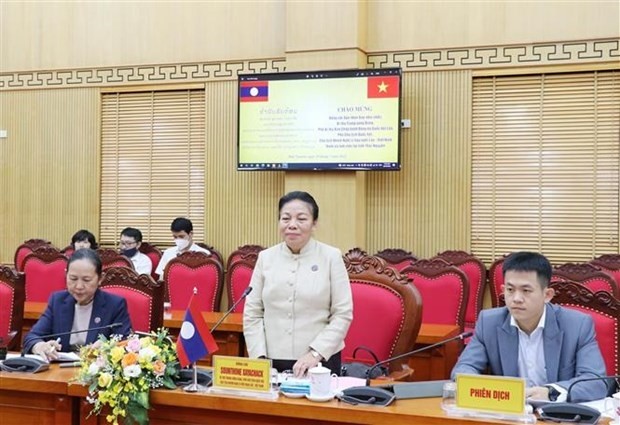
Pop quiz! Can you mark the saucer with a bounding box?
[305,392,335,402]
[280,390,305,399]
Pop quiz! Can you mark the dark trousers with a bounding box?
[270,351,342,376]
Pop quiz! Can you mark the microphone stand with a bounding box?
[365,331,472,386]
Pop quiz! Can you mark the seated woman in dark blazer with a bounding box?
[23,249,131,360]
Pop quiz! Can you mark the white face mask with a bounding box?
[174,238,190,251]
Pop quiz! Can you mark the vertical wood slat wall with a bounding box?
[204,81,284,258]
[367,71,472,258]
[0,88,100,260]
[472,70,620,264]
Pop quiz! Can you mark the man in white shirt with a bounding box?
[154,217,210,279]
[119,227,152,275]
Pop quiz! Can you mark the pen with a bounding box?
[59,362,81,368]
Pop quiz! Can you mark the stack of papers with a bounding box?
[280,378,310,395]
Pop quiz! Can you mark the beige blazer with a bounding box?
[243,239,353,361]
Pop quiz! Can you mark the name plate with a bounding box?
[212,355,271,392]
[455,374,526,415]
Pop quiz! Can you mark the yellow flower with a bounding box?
[98,372,113,388]
[110,346,125,363]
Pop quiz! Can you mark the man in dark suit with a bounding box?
[451,251,607,402]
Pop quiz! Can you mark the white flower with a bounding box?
[88,362,100,375]
[138,346,156,362]
[123,364,142,378]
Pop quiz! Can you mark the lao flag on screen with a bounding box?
[176,294,219,367]
[367,76,399,98]
[240,80,269,102]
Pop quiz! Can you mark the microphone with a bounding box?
[210,286,253,333]
[365,331,473,386]
[2,322,123,373]
[340,331,472,407]
[565,374,620,402]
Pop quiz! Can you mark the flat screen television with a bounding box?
[237,68,402,171]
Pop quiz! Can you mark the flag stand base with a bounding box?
[183,382,209,393]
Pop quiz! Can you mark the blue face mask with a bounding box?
[121,247,138,258]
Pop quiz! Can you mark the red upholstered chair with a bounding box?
[196,243,225,267]
[342,248,423,375]
[138,242,162,280]
[0,266,25,351]
[163,251,223,312]
[99,267,164,333]
[226,244,265,272]
[375,248,417,272]
[226,257,259,313]
[60,245,75,258]
[434,250,487,334]
[401,258,469,332]
[550,280,620,376]
[552,262,619,298]
[590,254,620,291]
[488,255,508,307]
[22,246,68,302]
[97,248,135,272]
[14,238,53,272]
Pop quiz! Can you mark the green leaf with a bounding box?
[135,391,149,409]
[162,376,176,389]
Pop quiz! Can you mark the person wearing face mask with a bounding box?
[119,227,152,275]
[154,217,210,279]
[23,249,131,360]
[243,191,353,378]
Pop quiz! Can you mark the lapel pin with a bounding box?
[94,317,101,324]
[311,265,318,272]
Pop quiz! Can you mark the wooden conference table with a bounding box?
[0,364,532,425]
[23,302,460,381]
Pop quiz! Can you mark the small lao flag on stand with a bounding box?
[176,291,219,367]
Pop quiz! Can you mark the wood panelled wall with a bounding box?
[204,81,284,258]
[0,88,100,260]
[366,71,471,258]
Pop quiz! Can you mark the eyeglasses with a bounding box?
[119,241,138,248]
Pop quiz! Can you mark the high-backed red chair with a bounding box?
[590,254,620,291]
[14,238,53,272]
[196,243,225,267]
[226,244,265,272]
[97,248,135,271]
[342,248,423,374]
[434,250,487,334]
[138,242,162,280]
[0,266,25,351]
[60,245,75,258]
[22,246,68,302]
[99,267,164,333]
[550,280,619,377]
[401,258,469,332]
[226,257,259,313]
[375,248,417,272]
[488,255,508,307]
[163,251,223,312]
[552,262,619,298]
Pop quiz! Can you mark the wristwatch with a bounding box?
[545,385,560,401]
[310,349,322,361]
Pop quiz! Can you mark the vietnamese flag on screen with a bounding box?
[240,80,269,102]
[176,293,219,367]
[367,76,399,98]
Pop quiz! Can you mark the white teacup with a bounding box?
[605,392,620,425]
[308,363,337,397]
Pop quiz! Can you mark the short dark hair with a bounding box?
[502,251,552,289]
[278,191,319,221]
[171,217,193,233]
[71,229,98,250]
[68,248,103,276]
[120,227,143,242]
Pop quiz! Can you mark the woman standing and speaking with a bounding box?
[243,191,353,377]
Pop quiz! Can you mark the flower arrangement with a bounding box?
[75,328,179,425]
